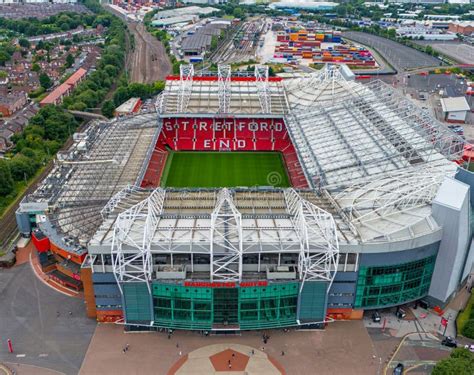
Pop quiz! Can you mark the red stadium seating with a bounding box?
[140,117,309,188]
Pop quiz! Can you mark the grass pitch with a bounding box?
[161,152,290,188]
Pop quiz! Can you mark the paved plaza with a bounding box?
[0,257,96,375]
[79,322,378,375]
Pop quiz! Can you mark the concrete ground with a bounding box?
[0,260,96,375]
[415,41,474,66]
[342,32,441,72]
[79,322,377,375]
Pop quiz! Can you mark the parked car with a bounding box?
[464,344,474,353]
[448,125,464,135]
[441,336,458,348]
[393,363,404,375]
[396,308,406,319]
[372,311,381,323]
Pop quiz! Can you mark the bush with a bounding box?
[432,348,474,375]
[462,319,474,339]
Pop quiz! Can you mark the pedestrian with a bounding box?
[56,311,60,318]
[125,343,129,351]
[232,353,235,358]
[251,349,254,355]
[122,348,126,354]
[68,311,72,316]
[262,347,265,351]
[179,351,182,356]
[176,343,179,348]
[281,350,285,356]
[168,333,171,339]
[228,363,232,369]
[228,360,231,365]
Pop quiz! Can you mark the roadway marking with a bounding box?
[38,353,48,357]
[16,354,26,358]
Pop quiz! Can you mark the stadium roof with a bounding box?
[24,64,467,256]
[157,65,288,116]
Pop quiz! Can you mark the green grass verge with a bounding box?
[161,151,290,188]
[457,292,474,334]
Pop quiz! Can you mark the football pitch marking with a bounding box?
[161,151,291,188]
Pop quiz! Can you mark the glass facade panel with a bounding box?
[150,282,299,330]
[354,256,436,309]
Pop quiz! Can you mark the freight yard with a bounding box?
[210,17,269,64]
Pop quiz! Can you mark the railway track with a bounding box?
[211,19,267,65]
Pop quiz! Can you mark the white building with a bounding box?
[440,97,470,123]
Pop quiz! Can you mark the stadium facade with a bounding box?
[16,64,474,330]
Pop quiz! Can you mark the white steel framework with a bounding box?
[177,64,194,113]
[283,66,465,189]
[284,189,339,291]
[218,64,232,114]
[255,65,271,114]
[332,166,450,240]
[210,189,243,282]
[112,188,166,292]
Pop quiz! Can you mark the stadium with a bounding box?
[16,64,474,331]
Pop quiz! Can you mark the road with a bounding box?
[128,22,171,83]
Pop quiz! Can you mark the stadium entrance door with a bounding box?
[213,288,239,327]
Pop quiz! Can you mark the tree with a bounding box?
[233,7,245,19]
[18,38,30,49]
[9,155,35,182]
[0,160,14,196]
[65,53,75,68]
[0,70,7,79]
[0,50,11,66]
[432,348,474,375]
[462,319,474,339]
[210,36,218,51]
[112,86,129,106]
[101,100,115,118]
[39,72,52,90]
[31,63,41,73]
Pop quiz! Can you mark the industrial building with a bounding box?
[17,64,474,331]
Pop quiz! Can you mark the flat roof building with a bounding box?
[115,97,142,116]
[440,96,470,123]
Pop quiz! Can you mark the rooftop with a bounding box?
[440,96,470,113]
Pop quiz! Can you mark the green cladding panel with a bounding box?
[122,283,153,324]
[354,256,436,309]
[150,282,299,331]
[298,281,328,323]
[238,282,299,330]
[152,283,213,330]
